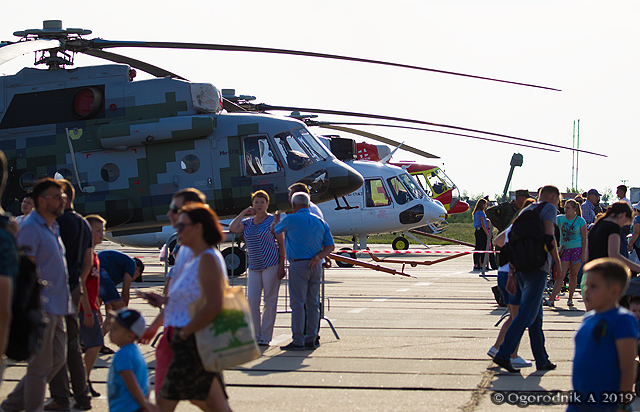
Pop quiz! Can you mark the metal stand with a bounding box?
[276,264,340,340]
[320,268,339,339]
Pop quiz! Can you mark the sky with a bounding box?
[1,1,638,200]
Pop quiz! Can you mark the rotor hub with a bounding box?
[13,20,92,40]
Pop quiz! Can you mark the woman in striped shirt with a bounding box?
[229,190,286,346]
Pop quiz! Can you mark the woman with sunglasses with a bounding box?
[145,205,232,412]
[229,190,285,346]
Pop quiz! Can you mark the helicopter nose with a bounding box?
[328,159,364,198]
[429,200,449,223]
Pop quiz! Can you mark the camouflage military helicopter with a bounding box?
[0,21,601,236]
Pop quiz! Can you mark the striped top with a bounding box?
[242,214,280,270]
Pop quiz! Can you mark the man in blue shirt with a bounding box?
[2,178,73,412]
[98,250,144,314]
[0,151,18,386]
[273,192,334,350]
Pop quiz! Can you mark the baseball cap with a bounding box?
[633,202,640,211]
[114,308,146,339]
[588,189,601,197]
[515,189,529,198]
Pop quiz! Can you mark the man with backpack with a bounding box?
[492,185,563,373]
[0,151,19,386]
[2,178,74,412]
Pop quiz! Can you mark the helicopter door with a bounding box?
[362,178,393,223]
[238,135,286,204]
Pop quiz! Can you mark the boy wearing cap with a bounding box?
[107,309,156,412]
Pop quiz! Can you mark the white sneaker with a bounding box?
[487,346,498,358]
[511,356,533,369]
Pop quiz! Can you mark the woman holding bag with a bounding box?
[146,205,232,412]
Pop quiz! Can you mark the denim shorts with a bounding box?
[79,310,104,349]
[98,268,121,304]
[497,270,521,306]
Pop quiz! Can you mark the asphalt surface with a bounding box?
[2,241,638,411]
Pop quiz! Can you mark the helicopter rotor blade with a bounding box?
[311,121,560,153]
[317,124,440,159]
[82,49,188,80]
[316,123,559,154]
[0,39,60,66]
[259,104,605,157]
[86,39,560,91]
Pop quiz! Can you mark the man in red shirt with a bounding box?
[78,215,107,399]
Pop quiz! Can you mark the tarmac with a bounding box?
[2,241,639,411]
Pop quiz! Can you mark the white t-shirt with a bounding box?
[164,248,228,328]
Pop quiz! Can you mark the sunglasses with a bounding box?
[176,222,193,232]
[169,206,180,214]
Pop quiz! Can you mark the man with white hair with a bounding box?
[272,192,334,351]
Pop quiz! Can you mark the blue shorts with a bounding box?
[98,268,121,304]
[497,270,521,306]
[79,310,104,349]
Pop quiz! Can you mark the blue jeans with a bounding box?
[288,260,321,346]
[495,269,549,367]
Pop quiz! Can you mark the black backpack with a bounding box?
[1,221,48,361]
[508,202,551,273]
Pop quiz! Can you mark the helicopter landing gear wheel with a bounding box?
[335,247,356,268]
[392,236,410,251]
[221,247,247,277]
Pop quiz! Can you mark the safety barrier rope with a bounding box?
[337,249,497,254]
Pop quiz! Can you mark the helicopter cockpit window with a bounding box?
[414,173,432,197]
[364,178,391,207]
[293,128,329,162]
[243,135,280,176]
[387,176,414,205]
[100,163,120,183]
[274,131,313,171]
[399,172,424,200]
[180,155,200,174]
[428,169,453,196]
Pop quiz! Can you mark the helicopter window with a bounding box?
[427,169,452,196]
[399,172,423,199]
[19,172,39,191]
[242,135,280,176]
[180,155,201,174]
[387,176,413,205]
[274,132,313,171]
[364,178,391,207]
[54,168,74,182]
[414,173,433,197]
[100,163,120,183]
[293,128,328,162]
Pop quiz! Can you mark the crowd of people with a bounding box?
[483,184,640,411]
[0,147,335,411]
[1,140,639,412]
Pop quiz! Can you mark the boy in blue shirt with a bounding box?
[107,309,157,412]
[568,258,638,412]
